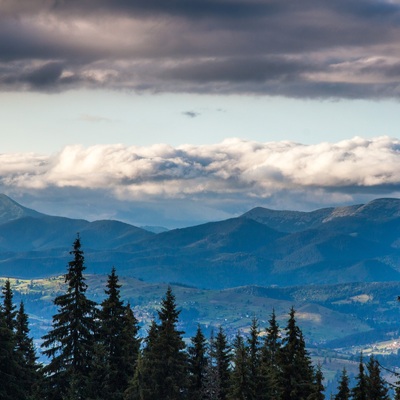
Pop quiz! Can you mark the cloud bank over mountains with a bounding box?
[2,0,400,98]
[2,136,400,226]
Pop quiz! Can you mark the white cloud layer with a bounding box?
[1,136,400,198]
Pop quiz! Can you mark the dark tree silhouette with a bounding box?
[96,267,140,400]
[334,368,350,400]
[187,325,208,400]
[127,287,187,400]
[41,235,98,400]
[15,301,43,399]
[279,307,315,400]
[351,355,367,400]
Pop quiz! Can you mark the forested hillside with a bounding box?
[2,195,400,288]
[1,236,399,399]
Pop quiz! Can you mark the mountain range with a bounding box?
[0,194,400,289]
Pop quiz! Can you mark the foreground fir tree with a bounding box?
[202,330,221,400]
[334,368,350,400]
[96,267,140,400]
[153,286,188,399]
[279,307,315,400]
[260,309,281,399]
[128,287,187,400]
[308,363,325,400]
[121,303,140,380]
[247,317,262,400]
[187,325,208,400]
[365,356,389,400]
[0,298,25,400]
[215,326,232,400]
[87,340,110,400]
[15,301,43,399]
[41,235,98,400]
[228,332,251,400]
[125,320,159,400]
[2,278,17,331]
[351,355,367,400]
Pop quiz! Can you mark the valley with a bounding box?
[2,193,400,394]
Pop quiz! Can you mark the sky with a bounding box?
[2,0,400,227]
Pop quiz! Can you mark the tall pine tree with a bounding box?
[228,332,251,400]
[279,307,315,400]
[0,295,25,400]
[96,267,140,400]
[15,301,42,399]
[247,317,262,400]
[260,309,281,399]
[365,356,389,400]
[203,330,221,400]
[215,326,231,400]
[154,286,188,399]
[125,320,159,400]
[2,279,17,331]
[187,325,208,400]
[41,235,98,400]
[309,363,325,400]
[121,303,140,386]
[351,354,367,400]
[129,287,187,400]
[334,368,350,400]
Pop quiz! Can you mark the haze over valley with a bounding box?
[3,193,400,395]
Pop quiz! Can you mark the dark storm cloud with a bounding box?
[2,0,400,98]
[23,62,64,88]
[56,0,278,20]
[165,56,319,83]
[0,61,81,91]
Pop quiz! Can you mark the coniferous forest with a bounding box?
[0,236,398,399]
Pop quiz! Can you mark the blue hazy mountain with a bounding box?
[0,193,45,223]
[0,194,400,289]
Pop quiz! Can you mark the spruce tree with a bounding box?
[125,320,159,400]
[2,279,17,331]
[15,301,42,399]
[187,325,208,400]
[154,286,188,399]
[279,307,315,400]
[0,301,25,400]
[86,341,110,400]
[260,309,281,399]
[130,287,187,399]
[121,303,140,383]
[264,309,280,363]
[215,326,231,400]
[351,355,367,400]
[41,235,98,400]
[228,332,251,400]
[309,363,325,400]
[334,368,350,400]
[97,267,140,400]
[247,317,261,400]
[365,356,389,400]
[124,352,145,400]
[203,330,221,400]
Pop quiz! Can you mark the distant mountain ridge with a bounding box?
[0,194,45,223]
[0,194,400,289]
[0,194,154,252]
[241,198,400,232]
